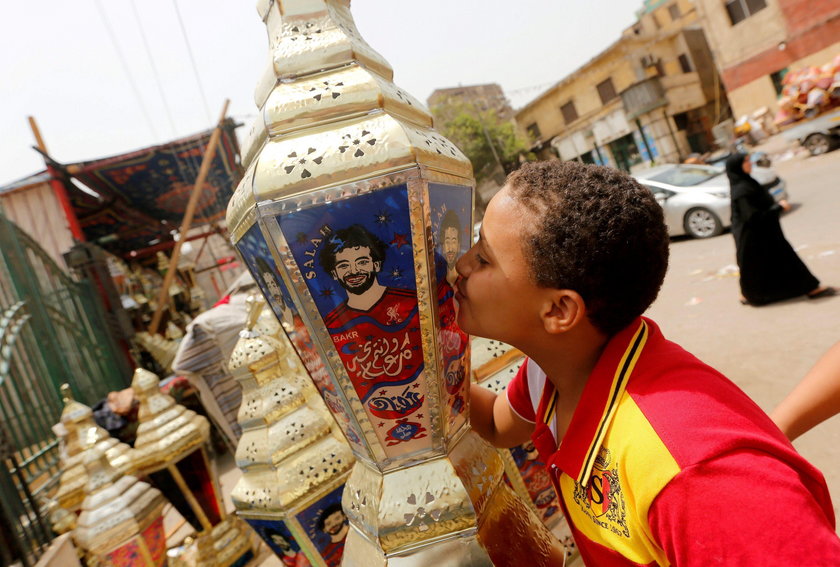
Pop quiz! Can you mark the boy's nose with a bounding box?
[455,246,474,277]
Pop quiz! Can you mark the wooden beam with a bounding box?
[148,100,230,335]
[27,116,86,241]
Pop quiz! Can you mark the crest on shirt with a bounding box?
[572,447,630,538]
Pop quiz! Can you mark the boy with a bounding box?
[458,161,840,565]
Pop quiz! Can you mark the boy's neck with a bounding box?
[526,325,609,432]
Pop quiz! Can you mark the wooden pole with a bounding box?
[148,100,230,335]
[166,463,213,531]
[27,116,86,241]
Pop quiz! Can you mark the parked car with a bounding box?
[781,108,840,156]
[633,161,788,239]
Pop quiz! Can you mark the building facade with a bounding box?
[427,83,515,124]
[515,0,730,171]
[694,0,840,119]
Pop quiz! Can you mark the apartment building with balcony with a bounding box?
[515,0,729,171]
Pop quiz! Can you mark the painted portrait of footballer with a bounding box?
[280,185,432,455]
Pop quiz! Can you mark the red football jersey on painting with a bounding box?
[324,287,423,416]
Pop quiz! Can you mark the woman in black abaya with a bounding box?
[727,152,835,306]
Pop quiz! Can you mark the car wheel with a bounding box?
[804,133,832,156]
[684,208,723,238]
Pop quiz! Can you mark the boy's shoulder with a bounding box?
[628,319,791,469]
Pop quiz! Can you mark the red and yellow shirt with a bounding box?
[507,317,840,566]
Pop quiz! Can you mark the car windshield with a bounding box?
[649,165,724,187]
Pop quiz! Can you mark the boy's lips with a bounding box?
[454,276,466,300]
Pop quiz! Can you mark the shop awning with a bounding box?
[60,119,241,259]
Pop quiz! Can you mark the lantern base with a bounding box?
[340,430,558,566]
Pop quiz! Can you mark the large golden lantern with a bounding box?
[227,1,558,564]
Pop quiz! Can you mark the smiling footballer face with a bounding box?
[331,245,381,295]
[443,226,460,269]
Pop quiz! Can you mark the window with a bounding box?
[654,60,665,77]
[678,53,693,73]
[596,78,618,105]
[560,101,578,124]
[668,3,681,20]
[725,0,767,25]
[770,68,789,95]
[526,122,542,141]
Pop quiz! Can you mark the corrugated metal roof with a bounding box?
[0,170,50,195]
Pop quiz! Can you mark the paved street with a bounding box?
[645,141,840,524]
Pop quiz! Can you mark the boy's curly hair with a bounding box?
[507,161,669,335]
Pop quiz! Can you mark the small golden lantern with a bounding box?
[73,448,167,567]
[131,368,223,532]
[187,517,256,567]
[55,384,137,513]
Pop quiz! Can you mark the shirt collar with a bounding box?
[552,317,651,486]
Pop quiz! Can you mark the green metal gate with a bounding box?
[0,213,131,566]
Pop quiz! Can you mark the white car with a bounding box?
[632,162,788,239]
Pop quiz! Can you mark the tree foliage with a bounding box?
[431,97,532,183]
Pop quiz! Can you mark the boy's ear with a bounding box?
[541,290,586,334]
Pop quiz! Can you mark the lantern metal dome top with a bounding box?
[131,368,210,474]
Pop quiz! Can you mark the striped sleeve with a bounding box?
[506,359,537,423]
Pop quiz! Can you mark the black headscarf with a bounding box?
[725,152,758,200]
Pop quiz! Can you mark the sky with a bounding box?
[0,0,643,186]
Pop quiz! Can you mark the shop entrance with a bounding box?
[608,133,642,172]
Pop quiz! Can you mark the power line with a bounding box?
[129,0,202,183]
[171,0,214,196]
[172,0,212,124]
[129,0,180,138]
[92,0,159,140]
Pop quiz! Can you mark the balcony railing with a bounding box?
[620,77,668,120]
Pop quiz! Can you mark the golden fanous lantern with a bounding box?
[227,0,556,564]
[187,517,256,567]
[55,384,137,513]
[73,448,167,567]
[229,298,354,566]
[131,368,223,533]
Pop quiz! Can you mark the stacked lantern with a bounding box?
[131,367,220,532]
[73,449,167,567]
[229,298,354,566]
[227,0,557,564]
[131,368,254,566]
[55,384,137,514]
